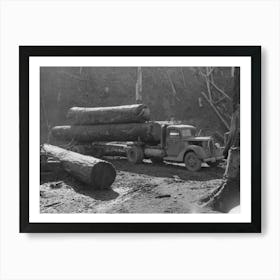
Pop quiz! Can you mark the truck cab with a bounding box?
[165,125,196,157]
[162,124,223,171]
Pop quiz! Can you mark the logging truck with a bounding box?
[51,105,224,172]
[85,124,224,172]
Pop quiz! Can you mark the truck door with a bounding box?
[166,128,181,157]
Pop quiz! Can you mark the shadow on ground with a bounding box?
[41,171,119,201]
[106,157,224,181]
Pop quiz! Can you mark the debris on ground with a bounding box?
[155,194,171,199]
[40,157,224,214]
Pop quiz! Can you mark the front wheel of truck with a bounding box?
[184,151,201,172]
[127,146,144,164]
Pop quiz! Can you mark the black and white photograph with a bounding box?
[40,66,240,215]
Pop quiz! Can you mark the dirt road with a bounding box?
[40,157,224,213]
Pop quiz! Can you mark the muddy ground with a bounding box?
[40,157,225,214]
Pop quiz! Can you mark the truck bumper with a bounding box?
[204,156,224,163]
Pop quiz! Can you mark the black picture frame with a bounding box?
[20,46,261,233]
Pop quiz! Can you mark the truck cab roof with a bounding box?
[167,124,196,130]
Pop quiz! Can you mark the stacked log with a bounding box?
[43,144,116,189]
[51,121,162,144]
[67,104,150,125]
[49,104,161,163]
[91,142,128,157]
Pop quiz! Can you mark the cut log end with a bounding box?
[91,161,116,189]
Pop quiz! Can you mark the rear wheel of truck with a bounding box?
[127,146,144,164]
[184,151,201,172]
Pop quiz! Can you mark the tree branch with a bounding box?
[201,91,230,130]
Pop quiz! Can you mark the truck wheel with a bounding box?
[127,146,144,164]
[184,152,201,172]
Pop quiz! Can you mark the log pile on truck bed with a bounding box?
[51,122,161,144]
[45,104,154,189]
[50,104,163,145]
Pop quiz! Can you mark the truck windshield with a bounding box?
[181,129,194,137]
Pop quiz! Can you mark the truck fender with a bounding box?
[178,145,207,161]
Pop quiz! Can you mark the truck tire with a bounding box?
[184,151,201,172]
[127,146,144,164]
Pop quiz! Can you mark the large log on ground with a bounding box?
[67,104,150,125]
[51,122,162,144]
[42,144,116,189]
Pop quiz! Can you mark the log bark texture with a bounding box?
[42,144,116,189]
[67,104,150,125]
[51,122,162,144]
[91,142,128,157]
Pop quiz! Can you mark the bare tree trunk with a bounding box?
[198,67,240,212]
[199,147,240,212]
[223,67,240,157]
[136,67,143,103]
